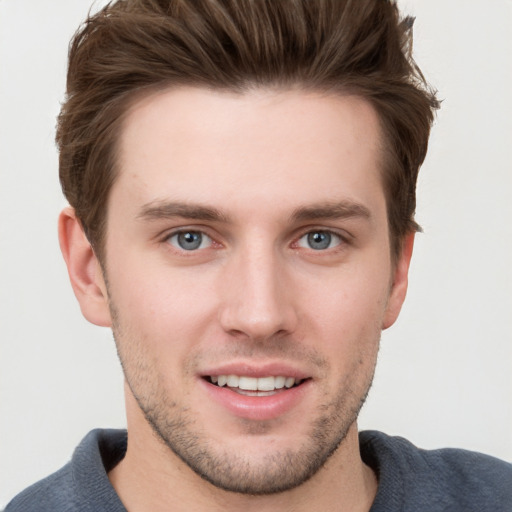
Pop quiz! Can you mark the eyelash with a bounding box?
[164,229,216,252]
[293,227,351,253]
[161,227,351,254]
[296,230,343,251]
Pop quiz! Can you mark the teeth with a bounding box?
[210,375,301,391]
[285,377,295,388]
[238,376,258,390]
[274,376,286,388]
[255,376,275,391]
[227,375,239,387]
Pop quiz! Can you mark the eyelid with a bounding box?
[167,231,212,250]
[292,226,352,246]
[158,224,352,253]
[296,230,342,250]
[161,225,221,251]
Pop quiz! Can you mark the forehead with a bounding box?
[114,87,385,219]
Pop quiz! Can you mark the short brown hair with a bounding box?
[57,0,439,260]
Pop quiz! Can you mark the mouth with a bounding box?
[204,375,307,397]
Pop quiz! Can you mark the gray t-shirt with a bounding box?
[5,429,512,511]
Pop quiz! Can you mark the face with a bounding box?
[94,88,410,494]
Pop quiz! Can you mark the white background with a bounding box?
[1,0,511,506]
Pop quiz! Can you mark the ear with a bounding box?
[58,207,112,327]
[382,233,415,330]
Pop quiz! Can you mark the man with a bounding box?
[5,0,511,511]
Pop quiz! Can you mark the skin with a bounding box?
[59,87,414,512]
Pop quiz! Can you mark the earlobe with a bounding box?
[382,233,415,330]
[58,207,112,327]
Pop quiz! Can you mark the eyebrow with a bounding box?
[137,199,371,224]
[290,200,372,223]
[137,200,230,223]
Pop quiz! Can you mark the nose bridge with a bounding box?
[219,236,297,339]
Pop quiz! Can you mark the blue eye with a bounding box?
[168,231,212,251]
[298,231,342,250]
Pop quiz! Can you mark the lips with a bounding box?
[200,365,311,420]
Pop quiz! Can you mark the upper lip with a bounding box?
[199,361,311,380]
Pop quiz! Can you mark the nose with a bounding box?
[218,245,298,341]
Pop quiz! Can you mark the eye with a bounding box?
[167,230,212,251]
[297,230,342,251]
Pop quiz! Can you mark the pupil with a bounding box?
[178,231,202,250]
[308,231,331,250]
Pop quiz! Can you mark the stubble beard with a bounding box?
[132,376,374,495]
[110,306,378,495]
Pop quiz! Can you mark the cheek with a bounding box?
[305,266,390,326]
[112,247,212,305]
[107,258,220,347]
[107,271,217,392]
[301,269,389,360]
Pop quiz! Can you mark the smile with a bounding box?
[207,375,304,396]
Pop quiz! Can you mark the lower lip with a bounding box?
[200,379,310,421]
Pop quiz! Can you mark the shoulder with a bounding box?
[5,429,127,512]
[360,430,512,511]
[5,463,77,512]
